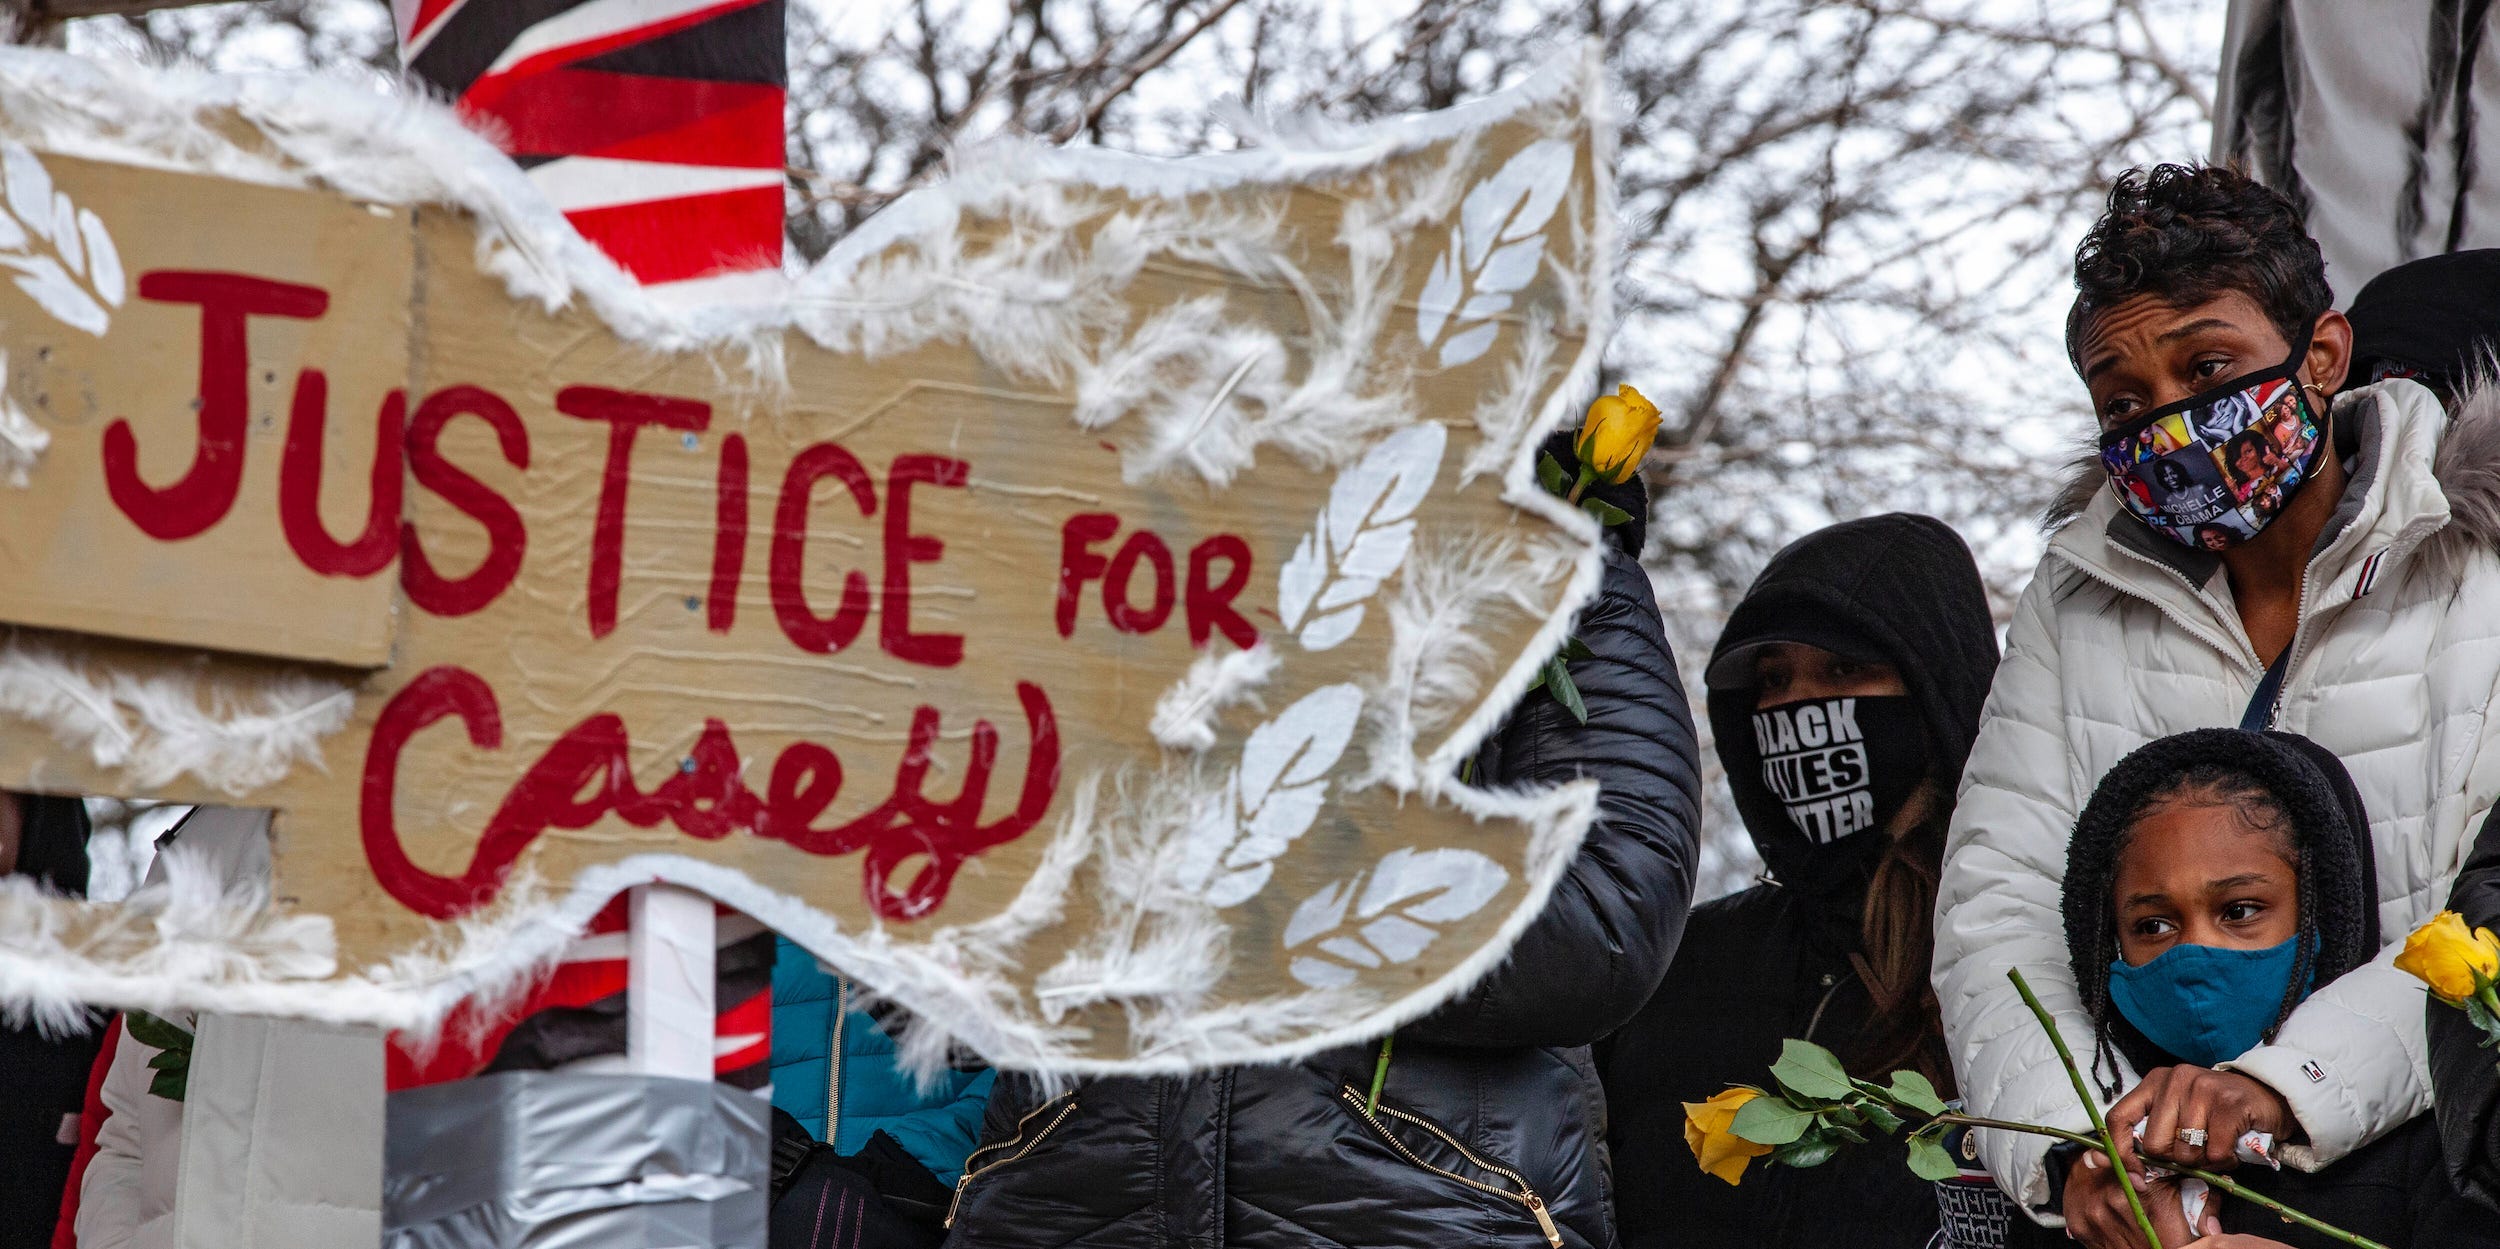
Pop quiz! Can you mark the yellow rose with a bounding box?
[1574,383,1662,485]
[2395,910,2500,1003]
[1683,1087,1774,1186]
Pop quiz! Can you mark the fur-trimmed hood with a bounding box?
[2042,378,2500,588]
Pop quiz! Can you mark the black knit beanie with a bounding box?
[2342,248,2500,398]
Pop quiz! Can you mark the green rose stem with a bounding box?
[2007,968,2165,1249]
[2166,1168,2389,1249]
[1929,1115,2102,1147]
[1565,464,1594,506]
[1366,1032,1395,1115]
[1718,975,2387,1248]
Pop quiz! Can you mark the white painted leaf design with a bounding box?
[1413,139,1574,368]
[1276,422,1446,652]
[1284,847,1510,989]
[1416,247,1463,344]
[4,257,104,336]
[50,191,81,275]
[1173,683,1364,908]
[3,143,53,243]
[78,210,123,308]
[0,141,124,337]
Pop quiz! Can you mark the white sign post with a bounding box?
[626,883,716,1081]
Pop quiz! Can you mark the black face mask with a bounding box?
[1747,694,1928,890]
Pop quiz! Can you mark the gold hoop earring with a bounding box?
[2303,381,2332,407]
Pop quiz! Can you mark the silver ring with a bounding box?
[2178,1127,2209,1148]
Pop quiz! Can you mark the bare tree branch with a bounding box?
[77,0,2220,898]
[1049,0,1245,141]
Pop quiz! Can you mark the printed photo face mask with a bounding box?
[1749,695,1925,847]
[2098,332,2327,551]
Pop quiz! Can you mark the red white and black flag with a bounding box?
[393,0,788,295]
[380,0,788,1090]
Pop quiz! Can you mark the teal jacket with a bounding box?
[769,937,994,1185]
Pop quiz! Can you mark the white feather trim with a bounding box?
[1460,309,1562,484]
[1030,768,1231,1022]
[0,633,352,795]
[0,349,46,487]
[0,839,335,1035]
[1354,533,1570,794]
[1148,643,1280,752]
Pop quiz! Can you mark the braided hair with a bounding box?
[2059,729,2378,1096]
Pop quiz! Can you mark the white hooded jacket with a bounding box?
[74,809,380,1249]
[1936,378,2500,1215]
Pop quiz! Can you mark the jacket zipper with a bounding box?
[1337,1086,1564,1247]
[1802,972,1844,1041]
[825,977,847,1147]
[2266,564,2320,729]
[945,1095,1079,1228]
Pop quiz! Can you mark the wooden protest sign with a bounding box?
[0,47,1616,1072]
[0,158,413,666]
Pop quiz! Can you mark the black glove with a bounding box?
[768,1112,950,1249]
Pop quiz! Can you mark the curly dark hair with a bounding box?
[2065,164,2333,373]
[2060,730,2378,1095]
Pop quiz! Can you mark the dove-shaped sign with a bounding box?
[0,45,1613,1074]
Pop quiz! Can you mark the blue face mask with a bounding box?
[2107,936,2311,1068]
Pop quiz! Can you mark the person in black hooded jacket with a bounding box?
[2430,805,2500,1216]
[1599,513,2000,1249]
[0,789,103,1249]
[940,440,1701,1249]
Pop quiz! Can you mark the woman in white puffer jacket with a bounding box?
[1935,164,2500,1247]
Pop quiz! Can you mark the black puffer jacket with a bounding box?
[2433,804,2500,1214]
[0,793,101,1248]
[1599,514,2001,1249]
[944,520,1702,1248]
